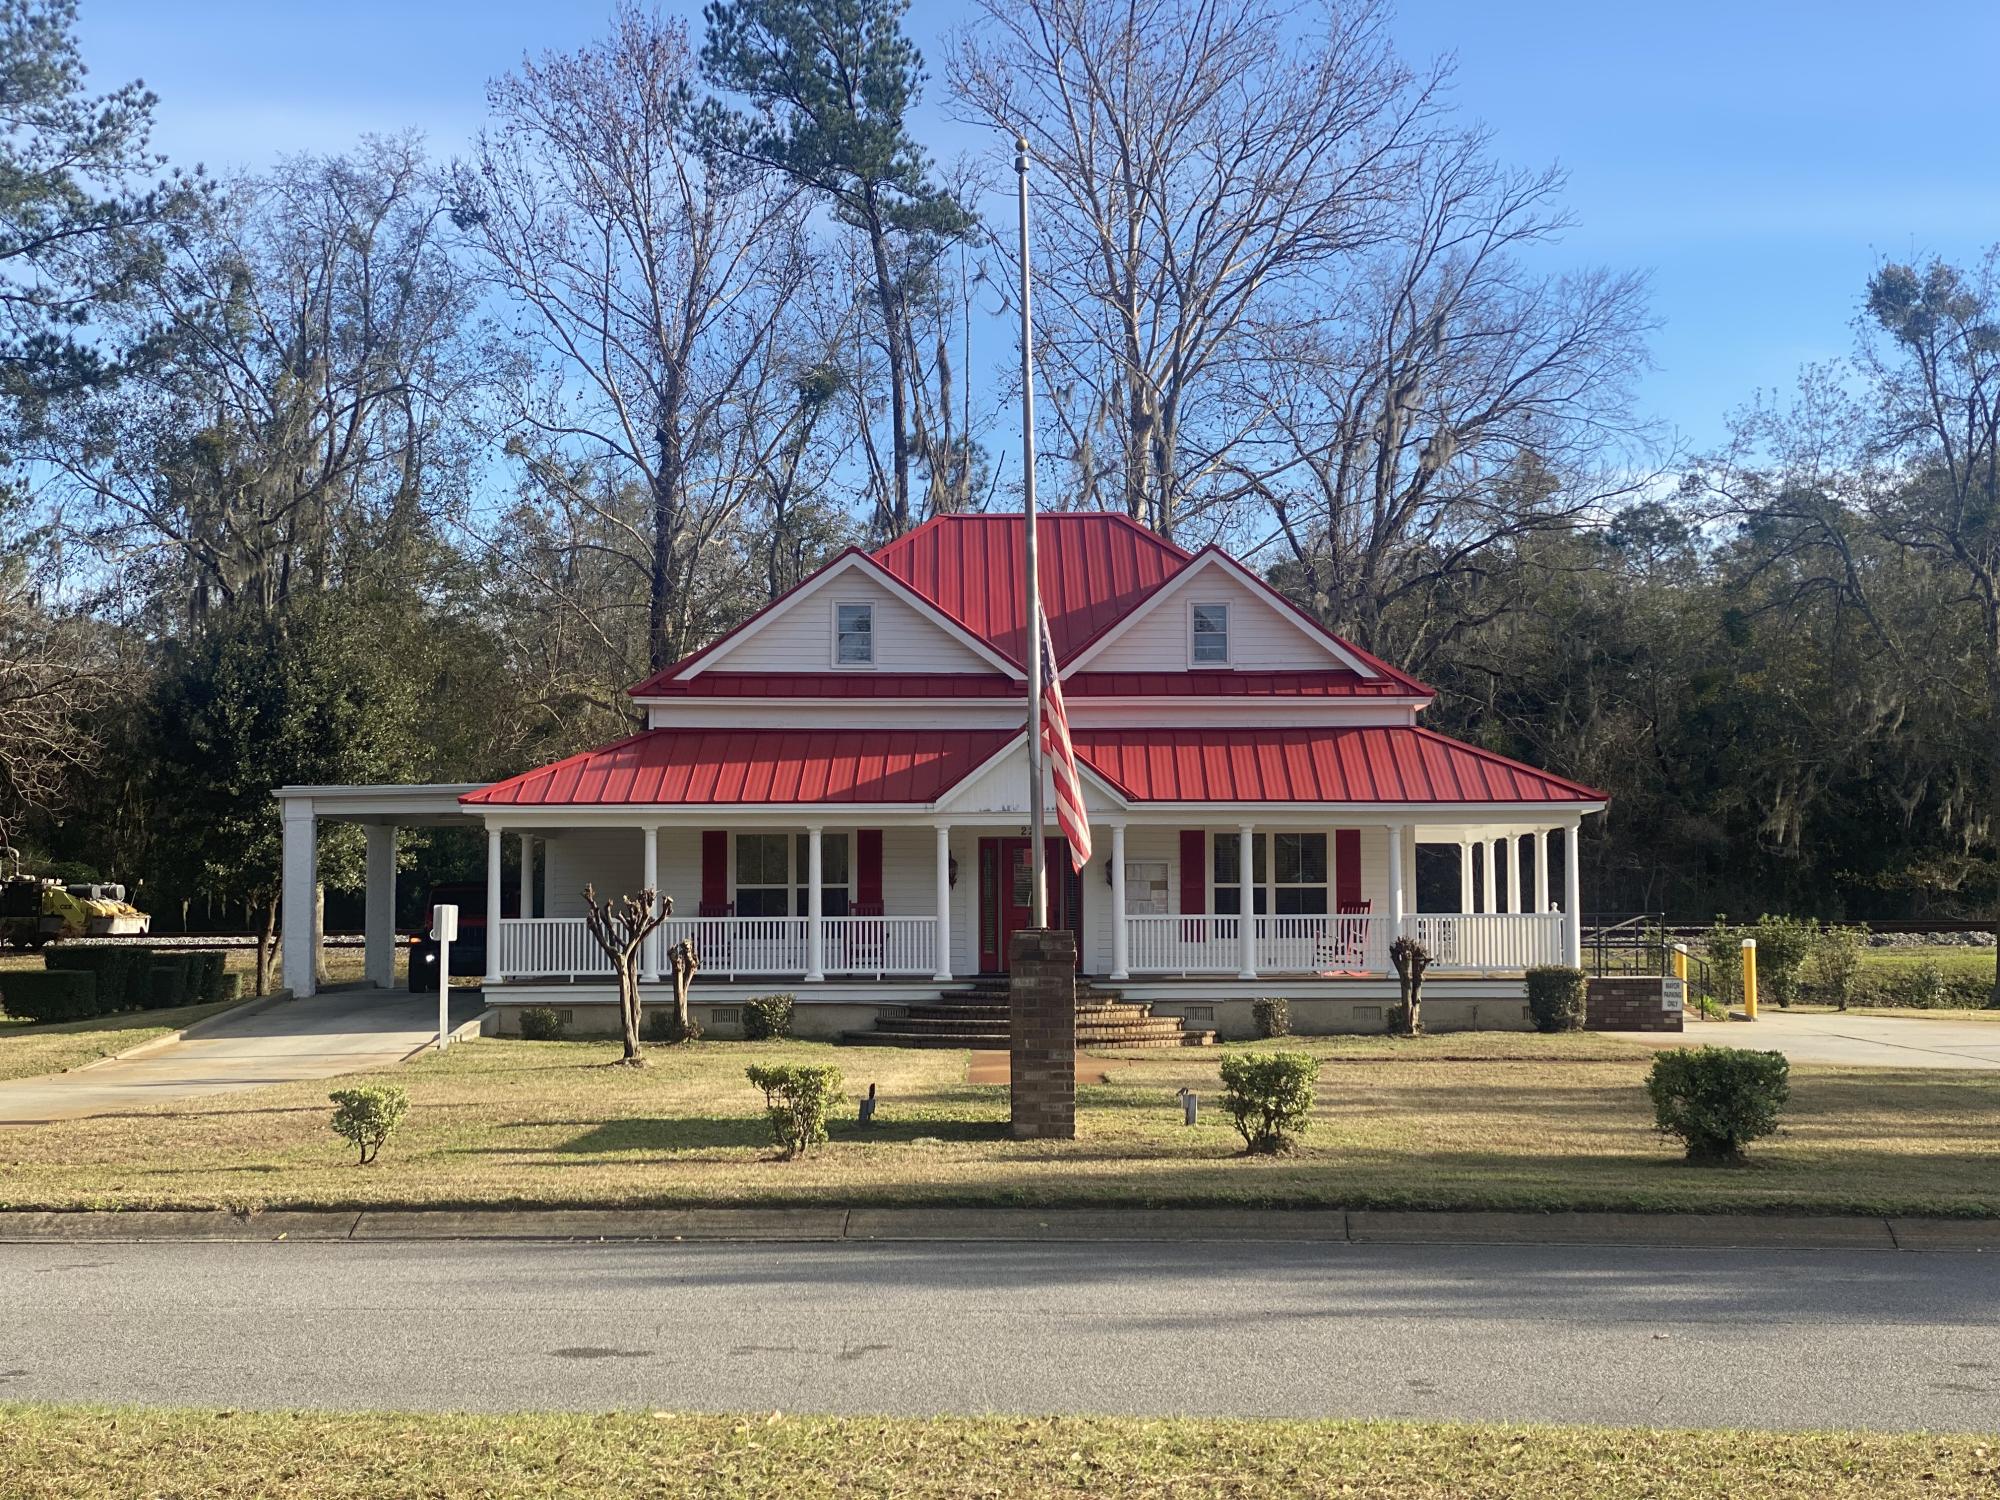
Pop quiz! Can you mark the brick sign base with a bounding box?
[1586,975,1686,1033]
[1009,927,1077,1140]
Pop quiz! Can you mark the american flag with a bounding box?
[1038,605,1092,872]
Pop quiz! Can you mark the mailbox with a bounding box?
[430,903,459,944]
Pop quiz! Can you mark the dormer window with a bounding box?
[1191,603,1229,664]
[835,601,874,665]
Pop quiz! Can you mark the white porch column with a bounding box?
[1236,824,1257,979]
[280,799,317,998]
[932,823,953,982]
[363,823,397,990]
[640,825,660,983]
[1458,839,1474,914]
[483,824,503,986]
[1387,822,1407,929]
[805,824,825,982]
[1563,822,1583,967]
[1480,839,1497,915]
[1109,823,1130,981]
[519,834,536,921]
[1509,834,1525,915]
[1533,829,1551,912]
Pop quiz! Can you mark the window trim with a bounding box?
[1189,600,1230,667]
[733,831,793,918]
[832,599,877,668]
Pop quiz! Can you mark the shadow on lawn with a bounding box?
[531,1114,1018,1155]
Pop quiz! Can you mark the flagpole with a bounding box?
[1016,133,1048,930]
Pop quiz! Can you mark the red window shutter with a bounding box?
[856,829,884,908]
[701,830,727,908]
[1179,830,1206,914]
[1335,828,1362,908]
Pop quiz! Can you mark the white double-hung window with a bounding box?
[834,601,874,664]
[1191,602,1229,664]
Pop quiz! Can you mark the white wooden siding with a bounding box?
[1087,569,1349,673]
[703,573,994,674]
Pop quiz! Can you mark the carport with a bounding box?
[271,784,482,999]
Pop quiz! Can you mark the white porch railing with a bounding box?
[822,915,937,977]
[496,917,612,978]
[1125,914,1243,974]
[1124,911,1564,977]
[494,914,937,981]
[658,916,808,978]
[1252,914,1394,975]
[1410,912,1566,971]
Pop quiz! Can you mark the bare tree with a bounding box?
[951,0,1439,540]
[1240,133,1654,668]
[0,558,110,850]
[459,6,817,672]
[46,136,479,628]
[581,883,672,1063]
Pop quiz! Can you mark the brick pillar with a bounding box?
[1009,927,1076,1140]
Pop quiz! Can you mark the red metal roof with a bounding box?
[872,512,1191,664]
[1071,726,1606,804]
[462,728,1015,806]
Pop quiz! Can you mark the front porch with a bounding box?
[483,818,1583,987]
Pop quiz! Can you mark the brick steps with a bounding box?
[843,980,1216,1049]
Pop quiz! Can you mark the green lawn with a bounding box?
[1,1407,1992,1499]
[2,1032,1994,1218]
[0,998,251,1083]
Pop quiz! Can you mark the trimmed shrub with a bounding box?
[1803,925,1865,1009]
[1646,1047,1790,1163]
[1751,915,1816,1007]
[214,972,243,1005]
[192,952,230,1005]
[746,1063,844,1159]
[0,968,100,1023]
[1250,997,1290,1039]
[143,962,189,1011]
[1899,957,1949,1010]
[1525,966,1587,1033]
[742,992,795,1041]
[517,1006,567,1041]
[328,1085,410,1165]
[1218,1051,1319,1154]
[646,1008,703,1044]
[43,946,151,1013]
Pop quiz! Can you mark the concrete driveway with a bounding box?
[0,988,485,1125]
[1622,1010,2000,1069]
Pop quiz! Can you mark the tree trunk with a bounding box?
[648,391,685,672]
[256,898,276,997]
[863,191,911,536]
[673,962,693,1035]
[616,953,643,1063]
[313,883,329,986]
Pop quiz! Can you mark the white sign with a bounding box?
[1662,977,1686,1013]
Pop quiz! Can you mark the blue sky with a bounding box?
[78,0,2000,454]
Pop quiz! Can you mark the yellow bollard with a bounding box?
[1671,942,1688,981]
[1740,937,1758,1020]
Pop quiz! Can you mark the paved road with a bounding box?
[1621,1010,2000,1070]
[1,1238,1994,1431]
[0,989,485,1125]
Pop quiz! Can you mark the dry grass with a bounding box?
[1,1406,1994,1499]
[0,1033,1994,1217]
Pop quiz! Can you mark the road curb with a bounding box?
[0,1205,1991,1251]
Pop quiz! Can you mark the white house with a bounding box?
[276,513,1606,1037]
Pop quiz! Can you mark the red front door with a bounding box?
[978,836,1082,973]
